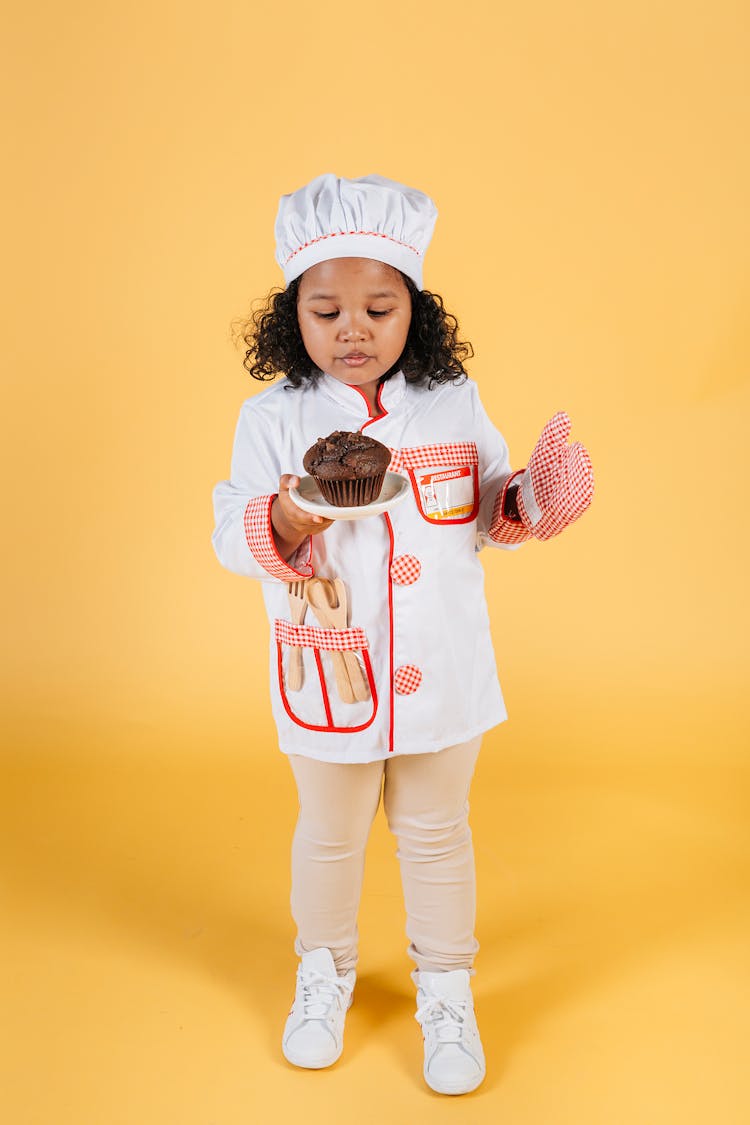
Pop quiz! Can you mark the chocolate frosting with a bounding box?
[302,430,391,480]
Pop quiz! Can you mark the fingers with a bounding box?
[533,411,571,456]
[277,473,332,531]
[531,440,594,539]
[565,441,595,511]
[548,410,571,438]
[569,441,593,480]
[280,473,322,521]
[524,413,594,533]
[525,413,566,511]
[527,413,570,497]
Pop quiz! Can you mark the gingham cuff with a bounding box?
[243,495,314,582]
[487,471,533,546]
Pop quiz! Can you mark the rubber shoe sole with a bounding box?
[282,992,354,1069]
[423,1062,485,1096]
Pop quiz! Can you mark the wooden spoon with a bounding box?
[305,579,355,704]
[332,578,370,702]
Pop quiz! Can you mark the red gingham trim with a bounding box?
[390,554,421,585]
[488,470,533,545]
[284,229,422,266]
[243,495,314,581]
[388,443,478,474]
[394,665,422,695]
[274,620,368,651]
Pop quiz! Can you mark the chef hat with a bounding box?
[274,173,438,291]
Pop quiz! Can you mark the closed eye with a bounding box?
[314,310,391,320]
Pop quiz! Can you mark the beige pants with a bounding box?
[287,736,482,975]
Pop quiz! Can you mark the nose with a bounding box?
[337,311,370,340]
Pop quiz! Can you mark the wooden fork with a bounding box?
[286,579,308,691]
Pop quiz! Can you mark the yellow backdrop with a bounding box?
[2,1,748,1122]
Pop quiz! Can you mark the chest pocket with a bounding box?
[391,442,479,525]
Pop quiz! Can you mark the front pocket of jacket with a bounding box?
[274,620,378,733]
[393,443,480,525]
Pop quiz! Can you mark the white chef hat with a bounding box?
[274,173,438,291]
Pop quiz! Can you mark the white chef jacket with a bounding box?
[212,369,528,763]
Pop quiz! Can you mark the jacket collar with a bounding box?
[318,369,407,421]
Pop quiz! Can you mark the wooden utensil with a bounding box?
[332,578,370,702]
[286,579,308,691]
[305,579,355,704]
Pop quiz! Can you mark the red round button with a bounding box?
[394,665,422,695]
[390,555,421,585]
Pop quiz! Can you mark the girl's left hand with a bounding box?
[271,474,334,560]
[516,413,594,540]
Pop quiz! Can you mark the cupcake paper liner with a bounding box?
[315,472,387,508]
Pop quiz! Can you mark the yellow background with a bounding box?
[2,1,749,1122]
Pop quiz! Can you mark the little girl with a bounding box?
[212,173,593,1095]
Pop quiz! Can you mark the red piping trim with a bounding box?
[284,229,422,265]
[361,380,387,428]
[362,650,377,702]
[356,384,394,750]
[314,649,334,727]
[383,512,395,752]
[300,528,314,571]
[345,379,386,424]
[276,642,378,734]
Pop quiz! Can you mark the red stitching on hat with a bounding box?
[284,229,422,265]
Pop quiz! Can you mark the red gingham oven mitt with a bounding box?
[513,412,594,540]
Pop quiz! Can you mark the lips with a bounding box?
[340,353,372,367]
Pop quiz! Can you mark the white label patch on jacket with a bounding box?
[417,466,474,521]
[390,443,480,526]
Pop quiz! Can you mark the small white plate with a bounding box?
[290,471,410,521]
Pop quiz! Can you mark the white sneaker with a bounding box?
[413,968,486,1095]
[282,947,356,1069]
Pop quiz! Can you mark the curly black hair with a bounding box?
[231,271,474,389]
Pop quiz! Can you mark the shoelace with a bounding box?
[299,968,354,1020]
[415,994,469,1044]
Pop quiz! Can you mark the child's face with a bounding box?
[296,257,411,402]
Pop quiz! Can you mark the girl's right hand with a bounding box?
[271,474,333,559]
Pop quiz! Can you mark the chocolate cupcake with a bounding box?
[302,430,392,507]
